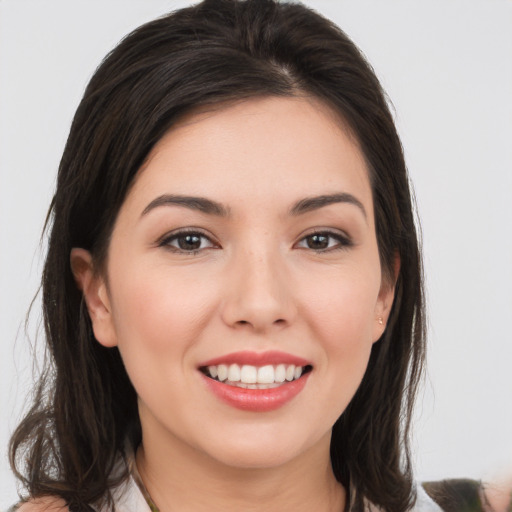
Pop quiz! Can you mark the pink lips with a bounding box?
[199,351,312,412]
[199,350,310,367]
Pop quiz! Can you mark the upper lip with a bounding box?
[198,350,311,368]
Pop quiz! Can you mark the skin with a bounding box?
[484,478,512,512]
[69,96,395,512]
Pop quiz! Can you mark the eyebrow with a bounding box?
[141,194,230,217]
[141,192,367,220]
[289,193,367,220]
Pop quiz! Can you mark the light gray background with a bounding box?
[1,0,511,508]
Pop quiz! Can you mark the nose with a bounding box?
[220,246,296,333]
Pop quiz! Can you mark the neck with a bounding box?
[135,427,345,512]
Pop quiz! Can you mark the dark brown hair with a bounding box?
[10,1,425,511]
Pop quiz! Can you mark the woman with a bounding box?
[7,1,504,511]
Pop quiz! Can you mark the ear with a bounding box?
[372,253,400,343]
[70,248,118,348]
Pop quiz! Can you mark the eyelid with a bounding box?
[294,228,353,251]
[156,227,352,253]
[157,227,220,252]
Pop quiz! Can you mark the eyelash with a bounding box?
[296,230,352,252]
[158,229,352,254]
[159,229,218,255]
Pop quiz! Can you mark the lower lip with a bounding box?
[202,373,311,412]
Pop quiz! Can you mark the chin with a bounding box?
[200,426,328,471]
[210,445,302,470]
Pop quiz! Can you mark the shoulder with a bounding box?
[15,497,70,512]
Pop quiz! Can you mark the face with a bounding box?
[72,96,394,471]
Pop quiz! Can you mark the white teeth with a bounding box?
[240,365,257,384]
[217,364,228,382]
[205,363,308,385]
[257,365,275,384]
[275,364,286,383]
[228,364,241,382]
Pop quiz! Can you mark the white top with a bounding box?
[104,473,444,512]
[108,475,150,512]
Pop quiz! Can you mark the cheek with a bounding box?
[301,265,381,342]
[300,276,378,422]
[298,264,380,386]
[105,263,222,413]
[108,261,218,355]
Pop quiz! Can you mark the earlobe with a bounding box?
[372,253,401,342]
[70,248,118,348]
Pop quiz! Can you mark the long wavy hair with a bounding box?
[10,1,425,511]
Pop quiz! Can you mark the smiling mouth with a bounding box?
[200,363,313,389]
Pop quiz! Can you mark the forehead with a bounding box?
[125,96,373,218]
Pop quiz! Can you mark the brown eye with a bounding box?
[296,231,351,252]
[161,231,216,253]
[177,234,202,250]
[306,234,330,250]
